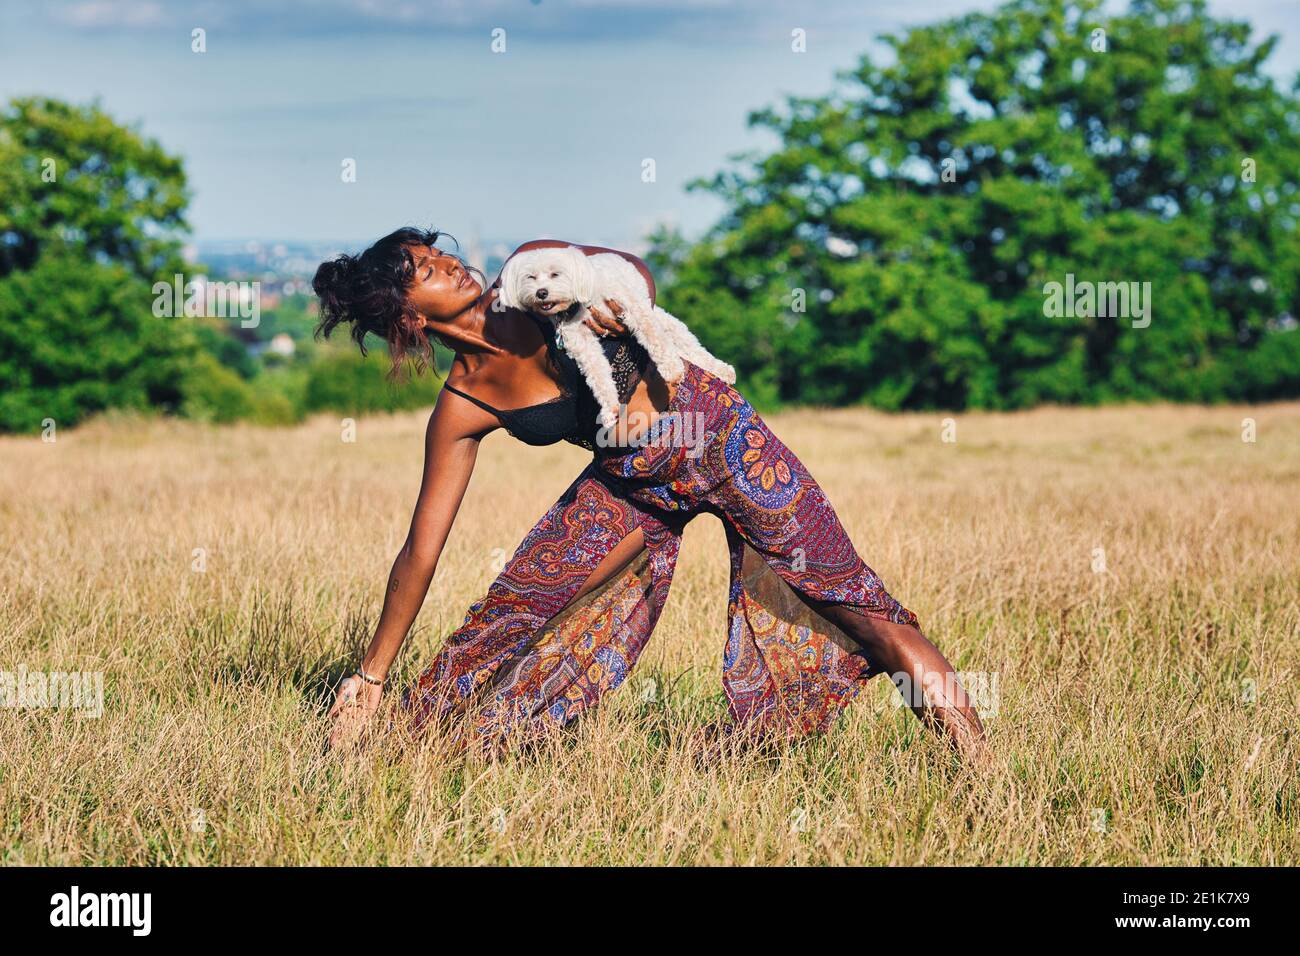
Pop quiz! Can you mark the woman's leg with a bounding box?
[694,397,987,759]
[716,517,986,758]
[600,364,987,758]
[814,602,986,758]
[407,468,678,750]
[571,527,646,602]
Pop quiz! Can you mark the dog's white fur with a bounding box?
[498,246,736,428]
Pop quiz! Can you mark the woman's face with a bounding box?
[404,245,482,322]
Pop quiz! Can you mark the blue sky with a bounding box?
[3,0,1297,252]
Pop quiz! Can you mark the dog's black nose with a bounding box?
[536,288,548,300]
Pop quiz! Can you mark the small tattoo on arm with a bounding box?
[389,578,400,593]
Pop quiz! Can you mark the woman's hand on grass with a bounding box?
[327,674,383,749]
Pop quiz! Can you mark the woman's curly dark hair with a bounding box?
[312,226,483,375]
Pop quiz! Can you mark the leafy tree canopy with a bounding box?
[650,0,1300,409]
[0,97,195,431]
[1,97,189,281]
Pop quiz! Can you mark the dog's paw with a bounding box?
[657,355,686,383]
[597,407,620,431]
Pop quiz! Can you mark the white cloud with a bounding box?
[55,1,167,29]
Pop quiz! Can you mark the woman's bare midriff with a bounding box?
[619,367,677,444]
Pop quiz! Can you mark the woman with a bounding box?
[315,227,986,760]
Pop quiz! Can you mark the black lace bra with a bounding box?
[441,314,651,452]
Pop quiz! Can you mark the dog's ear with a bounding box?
[497,255,526,309]
[565,246,596,305]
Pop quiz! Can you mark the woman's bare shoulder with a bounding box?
[431,384,499,442]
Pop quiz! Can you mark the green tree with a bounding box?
[0,97,199,432]
[0,97,188,281]
[650,0,1300,409]
[0,250,189,430]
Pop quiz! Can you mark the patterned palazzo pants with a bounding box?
[406,362,918,752]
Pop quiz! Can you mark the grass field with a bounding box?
[2,401,1297,865]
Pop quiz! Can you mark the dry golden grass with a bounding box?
[2,401,1297,865]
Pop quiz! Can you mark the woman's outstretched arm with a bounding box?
[327,392,491,746]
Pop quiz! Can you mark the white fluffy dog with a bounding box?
[498,246,736,428]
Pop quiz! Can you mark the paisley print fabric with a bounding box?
[406,361,917,753]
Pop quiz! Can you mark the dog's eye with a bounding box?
[550,272,559,278]
[525,274,535,280]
